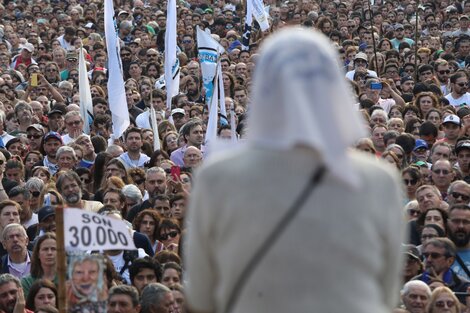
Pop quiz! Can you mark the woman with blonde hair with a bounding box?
[426,286,460,313]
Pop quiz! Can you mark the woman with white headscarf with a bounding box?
[185,27,404,313]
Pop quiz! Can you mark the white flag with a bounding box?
[164,0,180,111]
[230,102,237,143]
[150,106,161,151]
[252,0,270,31]
[217,62,226,118]
[197,27,225,106]
[105,0,130,141]
[79,47,93,134]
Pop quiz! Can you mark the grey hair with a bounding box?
[121,185,143,203]
[58,80,73,89]
[64,110,82,122]
[0,273,20,288]
[56,146,77,161]
[448,180,470,195]
[140,283,171,313]
[401,280,431,297]
[2,223,27,242]
[370,109,389,123]
[146,166,166,176]
[25,177,45,192]
[14,101,32,115]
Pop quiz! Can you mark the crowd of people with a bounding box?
[2,0,470,312]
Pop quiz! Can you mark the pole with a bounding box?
[414,0,420,81]
[367,0,379,77]
[56,205,67,313]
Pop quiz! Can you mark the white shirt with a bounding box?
[345,69,378,81]
[445,92,470,107]
[118,152,150,169]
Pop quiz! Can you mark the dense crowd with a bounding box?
[2,0,470,312]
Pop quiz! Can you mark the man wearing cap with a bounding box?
[35,132,63,175]
[438,114,462,146]
[456,138,470,183]
[412,139,429,163]
[403,245,423,283]
[391,23,415,51]
[345,52,378,81]
[60,51,78,81]
[453,15,470,37]
[171,109,187,132]
[434,59,451,96]
[47,104,65,133]
[26,124,44,152]
[26,205,56,243]
[10,43,36,70]
[446,72,470,107]
[400,75,415,94]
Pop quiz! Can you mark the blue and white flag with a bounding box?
[197,27,224,106]
[104,0,130,141]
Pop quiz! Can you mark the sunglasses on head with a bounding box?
[160,231,178,241]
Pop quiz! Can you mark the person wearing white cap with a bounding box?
[185,28,404,313]
[438,114,462,146]
[10,42,36,70]
[345,52,378,81]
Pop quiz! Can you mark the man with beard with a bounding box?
[14,102,33,133]
[118,127,150,170]
[181,75,202,103]
[126,167,167,223]
[0,274,32,313]
[445,72,470,107]
[414,237,470,304]
[448,204,470,279]
[34,132,63,176]
[434,59,451,96]
[55,171,102,212]
[390,23,415,51]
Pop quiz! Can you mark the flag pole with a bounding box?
[56,205,67,313]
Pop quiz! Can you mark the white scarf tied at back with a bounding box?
[247,28,367,186]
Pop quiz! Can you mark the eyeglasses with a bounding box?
[432,169,450,175]
[67,120,81,126]
[422,252,447,259]
[451,192,470,201]
[31,191,40,197]
[182,40,192,44]
[435,301,455,308]
[147,54,158,57]
[159,231,179,240]
[438,70,451,75]
[408,208,420,216]
[457,82,469,87]
[27,134,42,139]
[403,178,418,186]
[135,178,145,185]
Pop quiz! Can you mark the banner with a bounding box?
[64,208,136,251]
[105,0,130,141]
[150,105,161,151]
[79,47,93,134]
[197,27,225,106]
[205,69,219,146]
[164,0,180,110]
[252,0,270,31]
[217,62,226,117]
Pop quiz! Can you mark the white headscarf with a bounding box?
[247,27,367,186]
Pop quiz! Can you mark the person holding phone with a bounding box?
[363,78,405,114]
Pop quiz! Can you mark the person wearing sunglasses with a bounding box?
[403,166,423,203]
[430,159,455,199]
[434,59,451,96]
[414,237,470,305]
[158,219,180,252]
[446,71,470,107]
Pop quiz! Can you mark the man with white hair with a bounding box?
[401,280,431,313]
[185,28,404,313]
